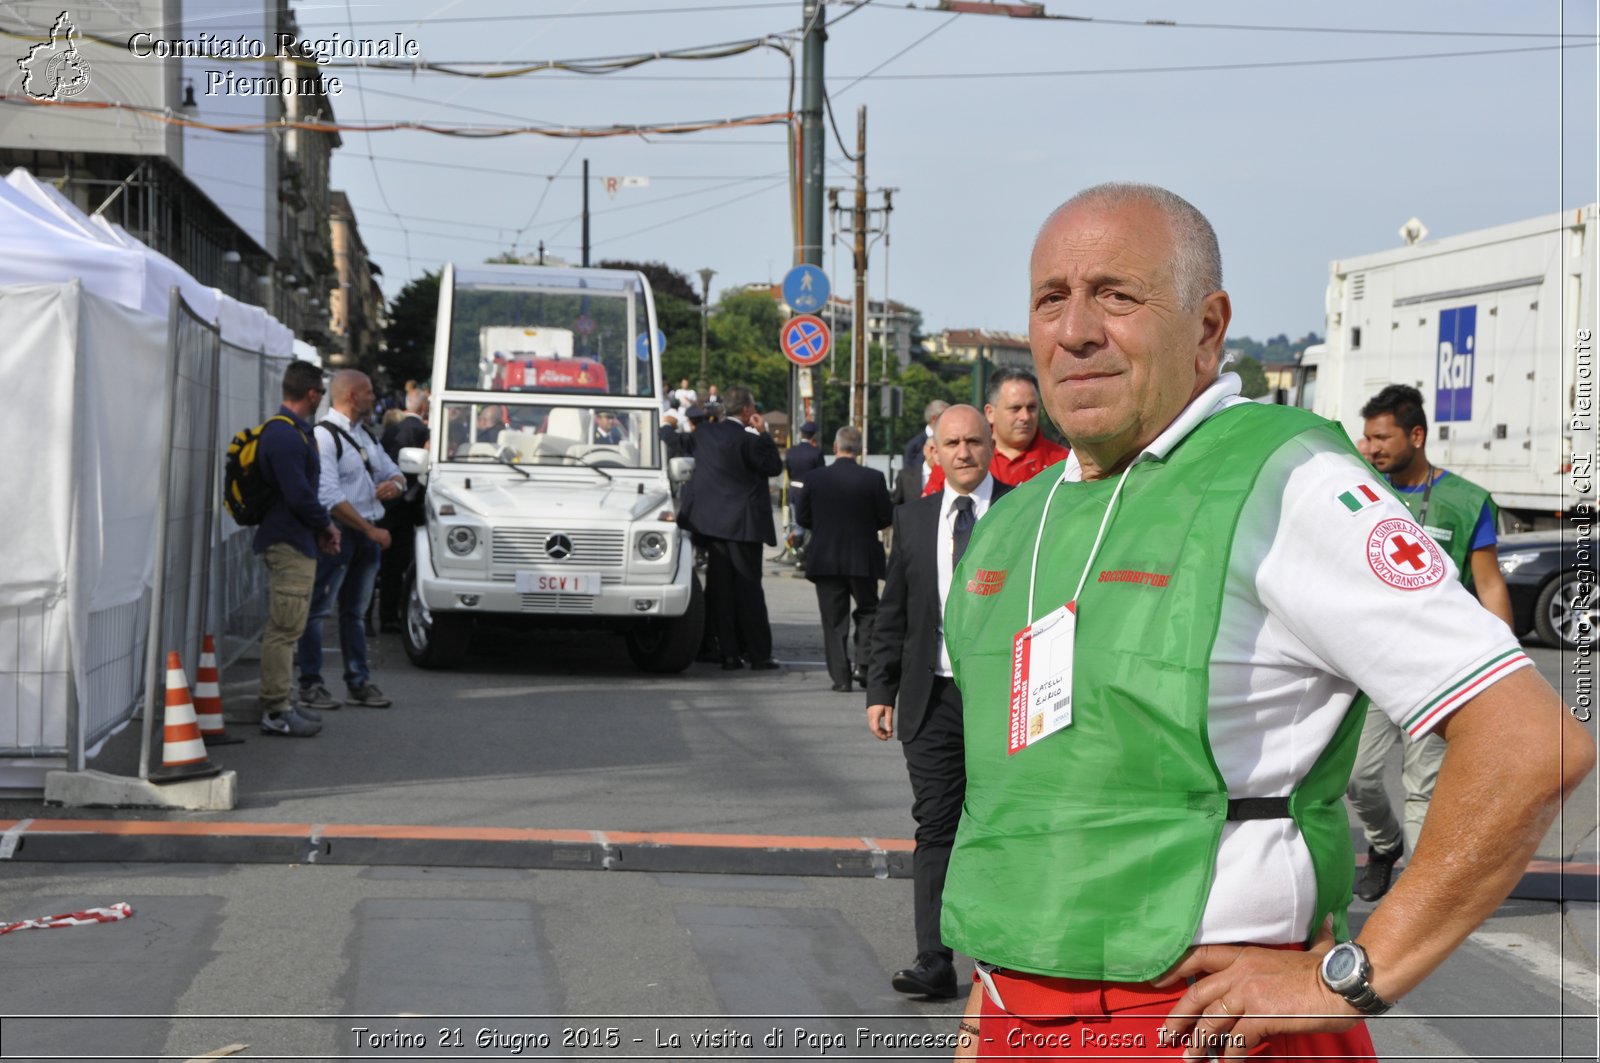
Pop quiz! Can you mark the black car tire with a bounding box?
[1533,572,1597,651]
[401,569,473,669]
[624,575,705,674]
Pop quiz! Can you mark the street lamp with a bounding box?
[696,267,716,398]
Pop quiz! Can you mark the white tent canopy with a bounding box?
[0,166,301,790]
[0,167,292,356]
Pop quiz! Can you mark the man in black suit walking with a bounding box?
[794,426,892,693]
[783,420,827,524]
[867,404,1009,999]
[677,386,784,671]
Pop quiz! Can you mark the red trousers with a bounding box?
[975,962,1378,1061]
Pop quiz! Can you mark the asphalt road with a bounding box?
[0,555,1595,1061]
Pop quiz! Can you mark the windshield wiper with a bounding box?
[554,452,614,482]
[456,450,530,478]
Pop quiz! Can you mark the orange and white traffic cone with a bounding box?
[150,651,223,784]
[194,635,242,746]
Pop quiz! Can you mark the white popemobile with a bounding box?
[396,263,703,671]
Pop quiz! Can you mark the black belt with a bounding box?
[1226,797,1292,821]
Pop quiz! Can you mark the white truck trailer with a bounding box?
[1300,204,1596,523]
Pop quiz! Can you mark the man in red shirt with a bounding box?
[923,367,1069,495]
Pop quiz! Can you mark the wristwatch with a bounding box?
[1319,941,1394,1016]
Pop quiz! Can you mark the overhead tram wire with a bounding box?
[325,40,1584,83]
[887,4,1582,40]
[598,178,790,245]
[512,138,584,256]
[345,0,414,275]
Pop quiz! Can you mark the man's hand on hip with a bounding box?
[867,704,894,740]
[1156,928,1357,1060]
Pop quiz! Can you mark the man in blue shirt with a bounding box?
[254,361,341,737]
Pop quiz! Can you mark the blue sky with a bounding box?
[263,0,1600,342]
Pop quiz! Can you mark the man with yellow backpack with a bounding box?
[227,360,342,737]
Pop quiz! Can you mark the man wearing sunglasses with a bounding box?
[252,360,341,737]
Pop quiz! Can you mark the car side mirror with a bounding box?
[397,447,429,476]
[668,456,695,484]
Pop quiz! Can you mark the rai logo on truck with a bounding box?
[1436,305,1476,422]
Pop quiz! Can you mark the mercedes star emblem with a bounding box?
[544,534,573,560]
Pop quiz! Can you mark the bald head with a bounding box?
[1037,182,1221,310]
[329,370,377,419]
[935,404,994,495]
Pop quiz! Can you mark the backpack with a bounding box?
[223,415,305,525]
[317,419,374,479]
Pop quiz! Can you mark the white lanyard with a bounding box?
[1024,459,1139,624]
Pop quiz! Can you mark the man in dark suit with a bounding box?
[867,403,1010,999]
[377,388,430,632]
[677,385,784,671]
[783,420,827,523]
[896,400,940,493]
[794,426,892,693]
[890,434,938,507]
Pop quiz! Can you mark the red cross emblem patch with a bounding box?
[1366,518,1447,590]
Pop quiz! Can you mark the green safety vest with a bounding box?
[1391,469,1495,589]
[940,402,1369,982]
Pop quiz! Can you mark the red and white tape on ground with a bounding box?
[0,901,133,936]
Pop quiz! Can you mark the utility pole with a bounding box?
[800,1,825,268]
[581,158,591,267]
[796,0,826,434]
[851,105,868,451]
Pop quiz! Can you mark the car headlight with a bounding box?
[446,525,479,556]
[637,530,668,561]
[1498,550,1541,576]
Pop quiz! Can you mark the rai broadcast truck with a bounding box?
[1297,203,1597,527]
[395,264,703,671]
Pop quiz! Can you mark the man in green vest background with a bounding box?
[940,182,1591,1060]
[1348,384,1514,903]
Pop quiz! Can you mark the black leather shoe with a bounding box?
[748,658,782,671]
[1355,845,1402,902]
[852,668,868,685]
[831,681,852,693]
[721,657,745,671]
[891,951,957,999]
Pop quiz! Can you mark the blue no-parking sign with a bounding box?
[781,315,831,367]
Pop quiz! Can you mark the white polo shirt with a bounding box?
[1055,375,1531,944]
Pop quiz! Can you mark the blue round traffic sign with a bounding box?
[635,329,666,360]
[781,314,831,367]
[782,265,830,314]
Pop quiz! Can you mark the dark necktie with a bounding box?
[952,495,975,568]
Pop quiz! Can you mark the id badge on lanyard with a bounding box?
[1008,601,1077,755]
[1006,460,1137,757]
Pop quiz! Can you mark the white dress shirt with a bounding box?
[315,408,404,523]
[935,473,996,676]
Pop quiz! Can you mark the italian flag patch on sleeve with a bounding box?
[1337,483,1382,513]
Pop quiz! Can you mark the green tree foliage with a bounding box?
[1232,354,1270,398]
[597,259,702,305]
[809,332,973,455]
[1226,332,1323,365]
[381,270,440,386]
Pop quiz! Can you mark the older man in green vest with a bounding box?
[940,183,1591,1061]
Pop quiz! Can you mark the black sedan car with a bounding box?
[1498,530,1597,650]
